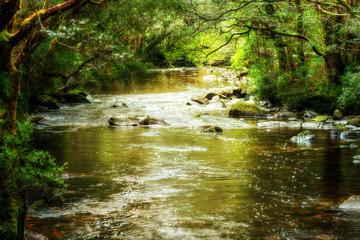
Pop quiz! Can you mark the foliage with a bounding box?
[337,69,360,114]
[0,120,67,201]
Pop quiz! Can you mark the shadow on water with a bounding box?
[27,68,360,239]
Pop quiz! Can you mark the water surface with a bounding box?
[28,68,360,239]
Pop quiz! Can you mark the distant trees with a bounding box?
[187,0,360,112]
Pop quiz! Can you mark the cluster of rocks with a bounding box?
[187,86,246,106]
[108,115,168,127]
[31,90,90,111]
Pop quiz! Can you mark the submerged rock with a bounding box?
[291,130,317,144]
[108,115,139,126]
[340,131,360,140]
[339,196,360,211]
[201,125,223,133]
[274,111,297,120]
[111,103,128,108]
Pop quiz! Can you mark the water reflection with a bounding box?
[28,68,360,239]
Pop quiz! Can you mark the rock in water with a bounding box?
[340,131,360,140]
[201,125,223,133]
[108,115,139,126]
[333,109,343,120]
[229,101,262,117]
[274,111,297,120]
[339,196,360,211]
[139,116,168,125]
[25,231,49,240]
[291,130,317,144]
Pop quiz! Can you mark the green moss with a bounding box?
[310,115,330,122]
[349,118,360,127]
[229,100,262,117]
[29,200,47,210]
[36,95,60,109]
[334,124,347,132]
[0,30,11,47]
[333,109,343,120]
[297,130,314,137]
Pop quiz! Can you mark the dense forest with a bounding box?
[1,0,360,239]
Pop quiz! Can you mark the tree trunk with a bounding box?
[323,15,346,85]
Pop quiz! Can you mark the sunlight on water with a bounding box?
[28,68,360,239]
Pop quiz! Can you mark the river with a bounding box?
[27,68,360,239]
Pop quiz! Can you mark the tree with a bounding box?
[0,1,105,239]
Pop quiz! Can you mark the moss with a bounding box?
[333,109,343,120]
[229,100,262,117]
[29,200,47,210]
[334,124,347,132]
[310,115,330,122]
[36,95,60,109]
[349,118,360,127]
[0,30,11,47]
[297,130,314,137]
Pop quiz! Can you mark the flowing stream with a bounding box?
[28,68,360,239]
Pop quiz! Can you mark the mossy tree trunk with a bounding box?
[0,1,90,239]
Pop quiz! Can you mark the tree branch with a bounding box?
[10,0,86,46]
[206,30,250,57]
[337,0,358,18]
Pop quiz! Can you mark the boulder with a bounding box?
[30,116,45,124]
[34,95,60,109]
[274,111,297,120]
[139,116,168,125]
[25,231,49,240]
[339,196,360,211]
[60,92,90,103]
[204,86,242,100]
[304,110,320,119]
[348,118,360,127]
[333,109,343,120]
[291,130,317,144]
[191,97,209,105]
[340,131,360,140]
[330,124,348,137]
[229,101,263,117]
[310,115,330,122]
[108,115,139,126]
[201,125,223,133]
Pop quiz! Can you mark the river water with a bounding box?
[27,68,360,239]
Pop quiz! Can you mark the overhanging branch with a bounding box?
[206,30,250,57]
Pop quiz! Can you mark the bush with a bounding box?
[0,120,67,202]
[337,69,360,114]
